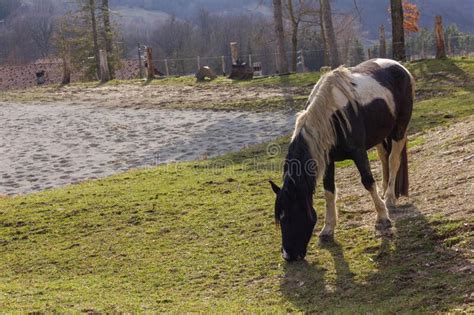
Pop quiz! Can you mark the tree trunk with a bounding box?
[379,25,387,58]
[101,0,114,77]
[230,42,239,64]
[291,29,298,72]
[320,0,340,68]
[89,0,100,78]
[272,0,289,74]
[287,0,298,72]
[62,45,71,85]
[390,0,405,61]
[146,47,154,80]
[99,49,110,83]
[435,16,447,59]
[319,7,329,66]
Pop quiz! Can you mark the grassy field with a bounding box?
[0,58,473,312]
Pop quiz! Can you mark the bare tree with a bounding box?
[0,0,20,20]
[89,0,100,76]
[272,0,289,74]
[285,0,318,72]
[319,6,329,66]
[379,24,386,58]
[434,15,446,59]
[319,0,340,68]
[390,0,405,61]
[334,13,361,65]
[101,0,113,76]
[25,1,56,58]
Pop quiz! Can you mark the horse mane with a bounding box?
[292,66,359,181]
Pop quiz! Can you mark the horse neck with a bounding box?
[293,70,357,181]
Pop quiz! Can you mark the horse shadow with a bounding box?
[280,202,472,312]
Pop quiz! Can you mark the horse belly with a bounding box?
[361,98,395,149]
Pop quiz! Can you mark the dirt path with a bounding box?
[333,119,473,227]
[0,103,295,195]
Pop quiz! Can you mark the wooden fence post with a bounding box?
[230,42,238,64]
[146,47,154,80]
[300,49,307,72]
[62,46,71,85]
[379,25,386,58]
[221,56,226,75]
[137,43,143,78]
[164,59,170,76]
[248,54,252,67]
[435,16,447,59]
[197,56,201,70]
[99,49,110,83]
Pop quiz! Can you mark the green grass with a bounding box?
[0,58,473,312]
[120,71,321,88]
[410,89,474,133]
[55,71,320,89]
[0,140,471,312]
[406,57,474,100]
[165,96,308,112]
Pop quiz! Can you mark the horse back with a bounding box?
[351,58,414,141]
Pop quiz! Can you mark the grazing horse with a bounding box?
[270,59,415,261]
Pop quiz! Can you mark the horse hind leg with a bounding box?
[353,150,392,230]
[376,142,390,197]
[385,134,408,208]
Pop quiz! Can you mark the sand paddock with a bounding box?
[0,103,294,195]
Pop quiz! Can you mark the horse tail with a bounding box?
[395,141,409,197]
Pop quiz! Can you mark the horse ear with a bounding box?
[269,180,281,194]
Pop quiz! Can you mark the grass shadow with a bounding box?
[280,260,327,309]
[410,58,474,95]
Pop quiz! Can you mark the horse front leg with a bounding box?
[353,150,392,230]
[320,161,337,241]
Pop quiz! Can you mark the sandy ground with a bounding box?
[0,103,295,195]
[2,83,307,109]
[334,119,474,225]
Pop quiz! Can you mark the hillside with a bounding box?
[5,0,472,39]
[108,0,474,38]
[0,58,473,312]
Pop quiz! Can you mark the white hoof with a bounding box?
[319,226,335,242]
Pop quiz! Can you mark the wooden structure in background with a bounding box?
[379,25,387,58]
[390,0,406,61]
[230,42,238,64]
[435,16,447,59]
[99,49,110,83]
[146,47,154,80]
[195,66,217,81]
[62,48,71,85]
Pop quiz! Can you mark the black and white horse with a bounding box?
[270,59,415,261]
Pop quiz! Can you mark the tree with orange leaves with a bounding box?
[403,1,420,33]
